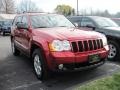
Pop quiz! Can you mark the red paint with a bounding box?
[11,13,109,70]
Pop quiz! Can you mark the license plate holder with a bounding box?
[89,54,100,63]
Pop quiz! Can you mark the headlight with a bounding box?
[102,36,107,46]
[49,40,71,51]
[62,40,71,50]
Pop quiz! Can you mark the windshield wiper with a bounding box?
[104,26,110,27]
[35,26,48,28]
[58,26,67,27]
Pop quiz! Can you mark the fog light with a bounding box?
[58,64,63,70]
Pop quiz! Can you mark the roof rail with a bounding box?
[17,11,58,15]
[22,11,46,13]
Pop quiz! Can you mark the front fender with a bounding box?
[32,36,49,51]
[31,36,55,69]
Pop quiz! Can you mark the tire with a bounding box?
[32,49,49,80]
[2,32,5,36]
[11,42,20,56]
[108,40,120,61]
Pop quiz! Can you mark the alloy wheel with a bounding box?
[34,54,42,76]
[108,44,117,59]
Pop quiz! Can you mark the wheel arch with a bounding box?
[106,35,120,44]
[107,35,120,60]
[30,41,49,70]
[30,41,45,57]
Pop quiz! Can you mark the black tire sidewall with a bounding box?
[3,31,5,36]
[108,40,120,61]
[32,49,48,80]
[11,41,20,56]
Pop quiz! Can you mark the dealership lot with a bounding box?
[0,36,120,90]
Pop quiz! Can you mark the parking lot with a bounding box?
[0,36,120,90]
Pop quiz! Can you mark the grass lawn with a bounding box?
[75,72,120,90]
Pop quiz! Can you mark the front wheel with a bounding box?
[32,49,49,80]
[108,40,120,61]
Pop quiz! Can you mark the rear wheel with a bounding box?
[1,31,5,36]
[108,40,120,61]
[32,49,49,80]
[11,41,20,56]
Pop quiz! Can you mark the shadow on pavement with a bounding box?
[0,54,120,90]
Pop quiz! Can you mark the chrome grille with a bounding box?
[71,39,103,53]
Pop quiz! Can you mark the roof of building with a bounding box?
[0,14,16,21]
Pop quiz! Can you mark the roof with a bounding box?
[67,16,110,20]
[16,12,58,17]
[68,15,106,18]
[111,18,120,20]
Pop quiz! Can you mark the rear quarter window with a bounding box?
[13,16,23,26]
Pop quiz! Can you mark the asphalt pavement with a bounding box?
[0,36,120,90]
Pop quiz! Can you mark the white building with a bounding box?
[0,14,16,21]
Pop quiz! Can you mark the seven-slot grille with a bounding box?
[71,39,103,53]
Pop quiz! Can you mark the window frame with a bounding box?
[13,16,23,27]
[81,17,95,27]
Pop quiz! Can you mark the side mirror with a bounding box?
[86,24,96,30]
[16,22,28,30]
[74,23,79,27]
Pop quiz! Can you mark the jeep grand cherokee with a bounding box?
[11,13,109,80]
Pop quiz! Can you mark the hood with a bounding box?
[33,27,104,41]
[102,27,120,37]
[103,27,120,31]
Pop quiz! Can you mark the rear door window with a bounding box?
[81,17,95,27]
[68,17,82,26]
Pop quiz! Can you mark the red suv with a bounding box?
[11,13,109,80]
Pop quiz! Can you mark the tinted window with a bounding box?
[68,17,81,22]
[68,17,82,26]
[22,16,28,24]
[3,20,13,25]
[81,17,95,27]
[16,16,22,23]
[0,21,4,26]
[93,17,119,27]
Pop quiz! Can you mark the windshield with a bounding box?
[93,17,119,27]
[0,21,3,26]
[3,20,12,25]
[112,19,120,26]
[30,14,75,28]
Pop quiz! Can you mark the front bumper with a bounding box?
[46,46,109,70]
[54,59,105,72]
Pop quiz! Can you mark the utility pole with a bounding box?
[77,0,79,15]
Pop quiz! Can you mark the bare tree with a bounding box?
[0,0,15,14]
[17,0,42,13]
[0,0,3,13]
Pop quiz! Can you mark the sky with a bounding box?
[16,0,120,14]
